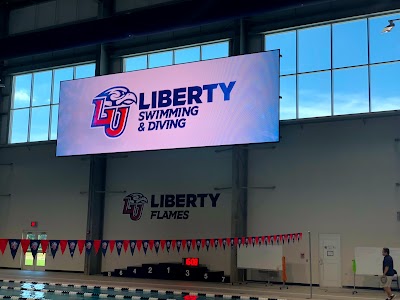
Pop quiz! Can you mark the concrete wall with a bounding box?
[247,115,400,287]
[0,144,89,271]
[102,147,232,275]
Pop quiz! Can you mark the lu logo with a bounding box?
[91,86,137,137]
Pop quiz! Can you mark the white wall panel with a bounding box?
[247,115,400,287]
[0,144,89,271]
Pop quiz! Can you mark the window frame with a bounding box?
[264,9,400,121]
[8,61,96,145]
[122,39,230,72]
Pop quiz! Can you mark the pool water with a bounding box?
[0,281,213,300]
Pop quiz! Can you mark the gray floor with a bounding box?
[0,269,393,300]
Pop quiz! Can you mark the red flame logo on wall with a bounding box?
[122,193,148,221]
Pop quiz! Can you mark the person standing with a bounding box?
[382,248,396,300]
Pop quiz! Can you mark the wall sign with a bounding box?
[56,51,279,156]
[122,192,221,221]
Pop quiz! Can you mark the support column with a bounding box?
[0,7,9,145]
[230,18,249,284]
[84,0,114,275]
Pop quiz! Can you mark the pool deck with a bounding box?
[0,269,392,300]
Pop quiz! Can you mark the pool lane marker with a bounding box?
[0,279,285,300]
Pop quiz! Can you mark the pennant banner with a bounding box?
[196,239,201,251]
[186,240,192,252]
[166,240,172,253]
[21,239,30,254]
[222,238,227,250]
[130,240,136,255]
[93,240,101,255]
[101,240,109,257]
[0,239,7,255]
[154,240,160,254]
[149,240,154,252]
[161,240,166,252]
[176,240,182,253]
[30,240,40,259]
[68,240,77,258]
[41,240,49,254]
[143,240,149,255]
[109,240,115,254]
[0,233,302,259]
[50,240,60,258]
[123,240,129,253]
[8,239,20,260]
[60,240,67,255]
[115,240,123,256]
[77,240,85,255]
[85,240,93,255]
[136,240,142,252]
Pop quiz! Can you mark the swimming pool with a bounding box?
[0,280,283,300]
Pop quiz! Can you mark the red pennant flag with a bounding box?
[267,236,271,245]
[0,239,7,254]
[21,239,30,254]
[161,240,166,251]
[109,240,115,253]
[123,240,129,252]
[219,238,223,248]
[299,233,303,241]
[172,240,176,251]
[136,240,142,252]
[41,240,49,254]
[255,237,259,245]
[93,240,101,254]
[182,240,186,251]
[274,235,278,244]
[226,238,231,247]
[60,240,67,254]
[201,239,206,249]
[234,237,238,247]
[192,239,196,250]
[77,240,85,255]
[210,239,215,249]
[149,240,154,251]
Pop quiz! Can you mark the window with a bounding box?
[280,76,297,120]
[10,63,95,144]
[175,46,200,64]
[333,67,369,115]
[124,41,229,72]
[265,11,400,120]
[369,13,400,64]
[298,72,331,118]
[265,31,296,75]
[298,25,331,73]
[149,51,173,68]
[370,62,400,112]
[333,20,368,68]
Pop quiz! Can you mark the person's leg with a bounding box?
[384,287,391,297]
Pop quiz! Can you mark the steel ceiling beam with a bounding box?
[0,0,333,60]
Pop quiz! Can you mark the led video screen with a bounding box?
[56,51,279,156]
